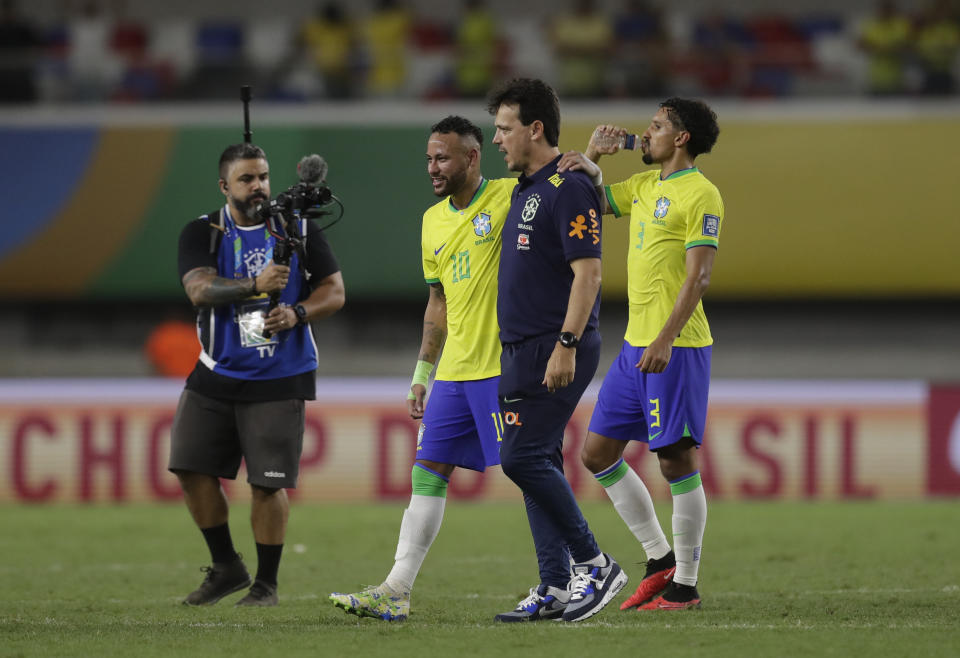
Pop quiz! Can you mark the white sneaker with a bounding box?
[561,553,628,622]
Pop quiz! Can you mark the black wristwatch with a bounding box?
[293,304,308,326]
[558,331,579,348]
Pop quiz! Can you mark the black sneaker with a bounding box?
[183,557,251,606]
[493,584,567,622]
[236,579,278,606]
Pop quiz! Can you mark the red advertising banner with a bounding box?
[0,379,937,503]
[927,384,960,495]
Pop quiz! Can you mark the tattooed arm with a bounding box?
[181,261,290,307]
[406,283,447,419]
[418,283,448,363]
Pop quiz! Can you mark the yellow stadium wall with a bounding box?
[560,116,960,298]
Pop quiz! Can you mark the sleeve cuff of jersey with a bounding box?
[604,186,621,217]
[424,277,440,284]
[686,239,718,249]
[565,250,603,262]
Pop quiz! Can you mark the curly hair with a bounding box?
[659,98,720,158]
[486,78,561,147]
[430,115,484,149]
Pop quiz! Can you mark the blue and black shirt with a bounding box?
[177,205,339,401]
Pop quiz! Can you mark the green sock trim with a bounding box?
[670,472,702,496]
[595,459,630,488]
[411,464,449,498]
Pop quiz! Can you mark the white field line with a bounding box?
[2,616,957,632]
[2,585,957,609]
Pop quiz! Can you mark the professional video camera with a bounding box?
[255,153,339,226]
[238,85,344,336]
[256,154,344,336]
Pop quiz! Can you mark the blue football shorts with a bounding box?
[417,376,502,472]
[588,342,711,450]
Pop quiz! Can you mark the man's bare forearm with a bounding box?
[418,284,447,363]
[419,325,446,363]
[562,258,602,336]
[183,267,256,306]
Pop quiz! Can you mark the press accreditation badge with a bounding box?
[237,300,279,348]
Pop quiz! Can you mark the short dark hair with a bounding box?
[430,115,483,150]
[659,98,719,158]
[218,143,267,179]
[486,78,561,147]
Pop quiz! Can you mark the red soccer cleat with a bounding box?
[619,554,676,610]
[637,582,702,610]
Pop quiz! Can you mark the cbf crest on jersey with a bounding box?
[654,196,671,219]
[521,193,541,223]
[243,245,270,276]
[473,212,492,237]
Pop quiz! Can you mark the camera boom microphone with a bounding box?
[240,86,253,144]
[297,154,328,185]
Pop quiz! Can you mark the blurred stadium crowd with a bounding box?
[2,0,958,381]
[1,0,959,104]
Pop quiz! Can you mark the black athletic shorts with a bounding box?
[169,389,305,488]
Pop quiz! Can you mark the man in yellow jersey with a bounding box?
[330,116,516,621]
[857,1,911,96]
[558,98,722,611]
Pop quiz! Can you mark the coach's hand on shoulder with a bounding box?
[557,150,602,183]
[256,260,291,294]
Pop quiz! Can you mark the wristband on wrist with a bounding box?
[590,171,603,187]
[407,359,434,400]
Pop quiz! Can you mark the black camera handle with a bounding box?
[262,210,307,338]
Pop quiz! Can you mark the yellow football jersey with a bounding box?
[421,177,517,380]
[605,167,724,348]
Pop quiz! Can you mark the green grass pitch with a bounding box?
[2,500,958,657]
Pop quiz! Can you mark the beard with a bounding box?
[642,152,653,165]
[233,193,267,220]
[435,170,467,197]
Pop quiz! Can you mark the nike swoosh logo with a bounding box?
[503,397,523,403]
[648,430,663,441]
[434,242,447,255]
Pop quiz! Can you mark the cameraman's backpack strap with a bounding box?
[208,208,226,255]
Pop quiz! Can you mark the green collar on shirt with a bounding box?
[661,167,699,181]
[448,178,488,212]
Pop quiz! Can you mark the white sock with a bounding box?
[585,553,605,567]
[546,585,570,602]
[600,461,671,560]
[671,473,707,587]
[384,494,445,593]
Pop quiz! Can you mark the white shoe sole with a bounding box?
[562,568,629,622]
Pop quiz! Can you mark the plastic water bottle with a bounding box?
[592,130,640,151]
